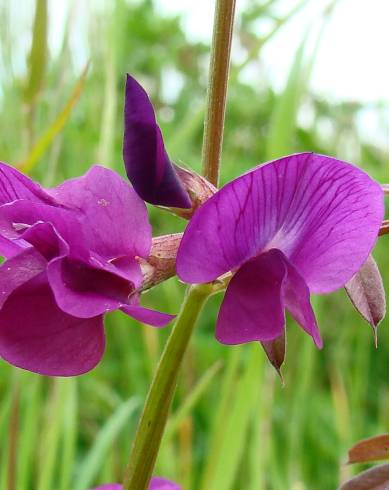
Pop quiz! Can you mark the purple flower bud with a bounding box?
[123,74,191,209]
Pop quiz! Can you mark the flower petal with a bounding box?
[280,250,322,348]
[123,74,191,208]
[90,478,181,490]
[0,276,105,376]
[217,249,321,346]
[149,477,181,490]
[47,257,138,318]
[216,251,287,344]
[0,247,47,308]
[177,153,384,293]
[20,221,69,260]
[0,199,89,260]
[50,165,152,259]
[0,162,55,205]
[0,234,27,258]
[121,305,175,327]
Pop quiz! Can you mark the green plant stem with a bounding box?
[123,283,213,490]
[202,0,236,187]
[123,2,236,487]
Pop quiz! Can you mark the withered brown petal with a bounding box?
[347,434,389,464]
[140,233,183,292]
[261,331,286,380]
[345,255,386,340]
[339,463,389,489]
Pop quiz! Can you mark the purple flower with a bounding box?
[123,74,191,209]
[177,153,384,347]
[0,163,174,376]
[91,476,181,490]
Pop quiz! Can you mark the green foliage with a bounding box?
[0,1,388,489]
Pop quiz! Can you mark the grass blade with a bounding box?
[74,397,140,490]
[19,63,90,173]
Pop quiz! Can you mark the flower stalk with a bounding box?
[202,0,237,187]
[122,283,213,490]
[123,1,237,488]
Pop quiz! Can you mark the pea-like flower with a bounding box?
[177,153,384,347]
[123,74,191,209]
[0,163,174,376]
[91,477,180,489]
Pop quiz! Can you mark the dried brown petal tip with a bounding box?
[140,233,183,291]
[261,332,286,383]
[345,255,386,337]
[172,165,217,219]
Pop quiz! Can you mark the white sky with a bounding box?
[2,0,389,147]
[156,0,389,103]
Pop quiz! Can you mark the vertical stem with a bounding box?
[123,2,237,488]
[202,0,237,187]
[123,284,213,490]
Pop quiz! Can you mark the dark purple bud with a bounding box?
[123,74,191,209]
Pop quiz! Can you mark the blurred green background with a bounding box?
[0,1,388,489]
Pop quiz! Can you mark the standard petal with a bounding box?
[123,74,191,208]
[177,153,384,293]
[216,252,287,344]
[0,247,47,309]
[0,276,105,376]
[121,304,175,327]
[0,162,55,205]
[49,165,152,259]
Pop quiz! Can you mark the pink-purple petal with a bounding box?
[0,162,56,205]
[0,248,47,309]
[123,74,191,209]
[216,251,287,344]
[217,249,322,346]
[0,199,89,260]
[47,257,136,318]
[20,221,69,260]
[49,165,152,259]
[177,153,384,293]
[0,233,27,258]
[121,304,175,327]
[90,477,181,490]
[149,477,181,490]
[279,250,322,348]
[0,276,105,376]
